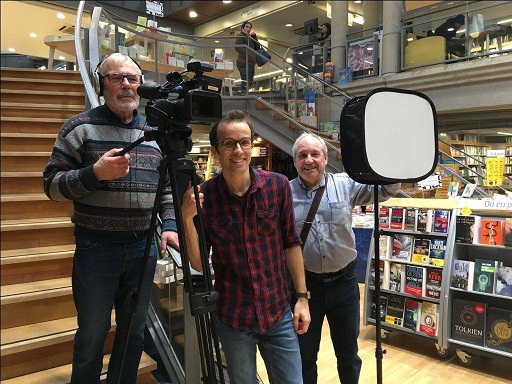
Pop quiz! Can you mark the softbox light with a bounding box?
[340,87,438,185]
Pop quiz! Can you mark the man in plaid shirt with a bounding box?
[182,110,310,384]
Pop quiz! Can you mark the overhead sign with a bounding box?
[146,1,163,17]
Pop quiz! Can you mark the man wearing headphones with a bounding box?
[43,53,179,384]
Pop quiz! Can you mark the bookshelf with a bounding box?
[447,139,490,185]
[363,198,459,357]
[440,203,512,366]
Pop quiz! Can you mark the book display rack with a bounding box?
[363,198,512,366]
[441,203,512,366]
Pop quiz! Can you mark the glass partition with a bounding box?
[402,1,512,70]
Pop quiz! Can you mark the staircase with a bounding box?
[1,68,157,383]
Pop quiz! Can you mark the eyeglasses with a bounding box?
[102,73,142,85]
[219,138,253,151]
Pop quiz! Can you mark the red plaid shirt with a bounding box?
[201,168,301,332]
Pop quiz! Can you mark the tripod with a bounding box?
[112,126,225,384]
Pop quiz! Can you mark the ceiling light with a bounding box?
[354,0,362,3]
[497,131,512,136]
[497,18,512,25]
[447,27,454,32]
[286,58,293,63]
[215,40,220,43]
[8,48,15,52]
[29,33,37,38]
[57,13,65,19]
[223,0,232,3]
[189,10,198,18]
[285,23,292,27]
[58,56,65,60]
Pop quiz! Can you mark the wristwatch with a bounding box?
[296,291,311,300]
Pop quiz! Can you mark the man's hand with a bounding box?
[293,298,311,334]
[182,184,204,223]
[93,148,130,181]
[160,230,179,254]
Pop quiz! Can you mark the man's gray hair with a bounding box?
[292,132,328,157]
[96,53,142,76]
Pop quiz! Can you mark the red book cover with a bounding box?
[480,219,504,246]
[390,207,406,230]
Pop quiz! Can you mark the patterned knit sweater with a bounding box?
[43,105,176,243]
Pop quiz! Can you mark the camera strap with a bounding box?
[300,174,327,249]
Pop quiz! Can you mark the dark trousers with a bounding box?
[236,61,255,93]
[293,263,362,384]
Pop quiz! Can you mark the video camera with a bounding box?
[137,61,223,128]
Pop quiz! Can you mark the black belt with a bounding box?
[306,261,356,283]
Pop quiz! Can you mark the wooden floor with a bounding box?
[257,284,512,384]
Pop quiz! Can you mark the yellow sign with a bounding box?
[485,157,505,186]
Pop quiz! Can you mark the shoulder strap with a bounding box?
[299,175,327,249]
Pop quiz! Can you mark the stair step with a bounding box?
[1,135,56,152]
[0,117,66,135]
[1,224,75,252]
[1,252,73,285]
[1,172,44,194]
[0,68,82,81]
[1,195,73,221]
[1,90,85,105]
[1,278,75,329]
[1,352,156,384]
[1,152,51,172]
[1,244,75,260]
[1,217,73,232]
[1,315,114,355]
[1,77,84,93]
[1,277,72,303]
[1,103,83,119]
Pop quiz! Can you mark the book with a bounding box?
[473,259,496,294]
[425,267,442,300]
[370,293,388,321]
[495,262,512,297]
[404,265,426,297]
[451,299,486,346]
[416,209,433,232]
[433,209,451,234]
[480,219,505,246]
[385,294,405,326]
[390,207,406,230]
[379,235,392,259]
[505,218,512,247]
[461,183,477,198]
[486,307,512,353]
[370,258,388,289]
[448,181,460,198]
[429,238,447,267]
[419,301,438,336]
[379,207,390,229]
[391,234,413,261]
[411,238,430,264]
[451,259,475,291]
[405,208,417,231]
[388,262,405,292]
[403,298,421,331]
[455,215,482,244]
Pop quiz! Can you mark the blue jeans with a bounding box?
[295,263,362,384]
[70,236,157,384]
[216,309,303,384]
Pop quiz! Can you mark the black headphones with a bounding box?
[92,53,144,96]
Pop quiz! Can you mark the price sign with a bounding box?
[146,1,163,17]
